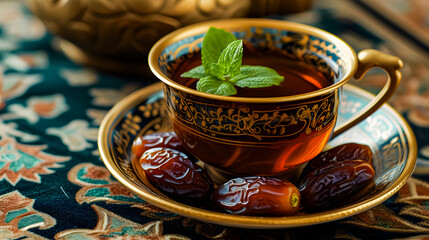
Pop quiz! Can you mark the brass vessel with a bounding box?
[27,0,313,76]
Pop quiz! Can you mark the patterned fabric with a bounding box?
[0,1,428,239]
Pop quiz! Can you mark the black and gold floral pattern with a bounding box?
[164,85,337,141]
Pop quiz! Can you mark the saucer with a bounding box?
[98,82,417,229]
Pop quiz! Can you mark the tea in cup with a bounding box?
[148,19,402,176]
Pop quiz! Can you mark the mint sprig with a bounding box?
[181,27,284,96]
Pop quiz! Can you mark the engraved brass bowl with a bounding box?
[98,82,417,228]
[26,0,313,76]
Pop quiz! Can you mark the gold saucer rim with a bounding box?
[98,82,417,229]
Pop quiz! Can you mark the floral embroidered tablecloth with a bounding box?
[1,1,429,239]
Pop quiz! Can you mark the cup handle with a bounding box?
[331,49,403,138]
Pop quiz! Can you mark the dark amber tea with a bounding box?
[173,50,333,97]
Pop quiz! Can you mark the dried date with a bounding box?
[140,147,213,202]
[213,176,301,216]
[301,143,373,178]
[132,132,184,160]
[299,160,375,211]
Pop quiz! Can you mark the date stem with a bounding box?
[291,193,299,208]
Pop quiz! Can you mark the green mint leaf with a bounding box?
[230,65,284,88]
[196,76,237,96]
[201,27,237,70]
[205,40,243,80]
[206,63,225,80]
[182,27,285,97]
[217,40,243,78]
[181,65,207,79]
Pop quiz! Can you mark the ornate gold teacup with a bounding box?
[149,19,402,177]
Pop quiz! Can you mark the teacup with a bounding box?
[148,19,402,176]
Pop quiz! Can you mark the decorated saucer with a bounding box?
[98,82,417,229]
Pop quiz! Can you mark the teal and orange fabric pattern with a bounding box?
[1,1,429,239]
